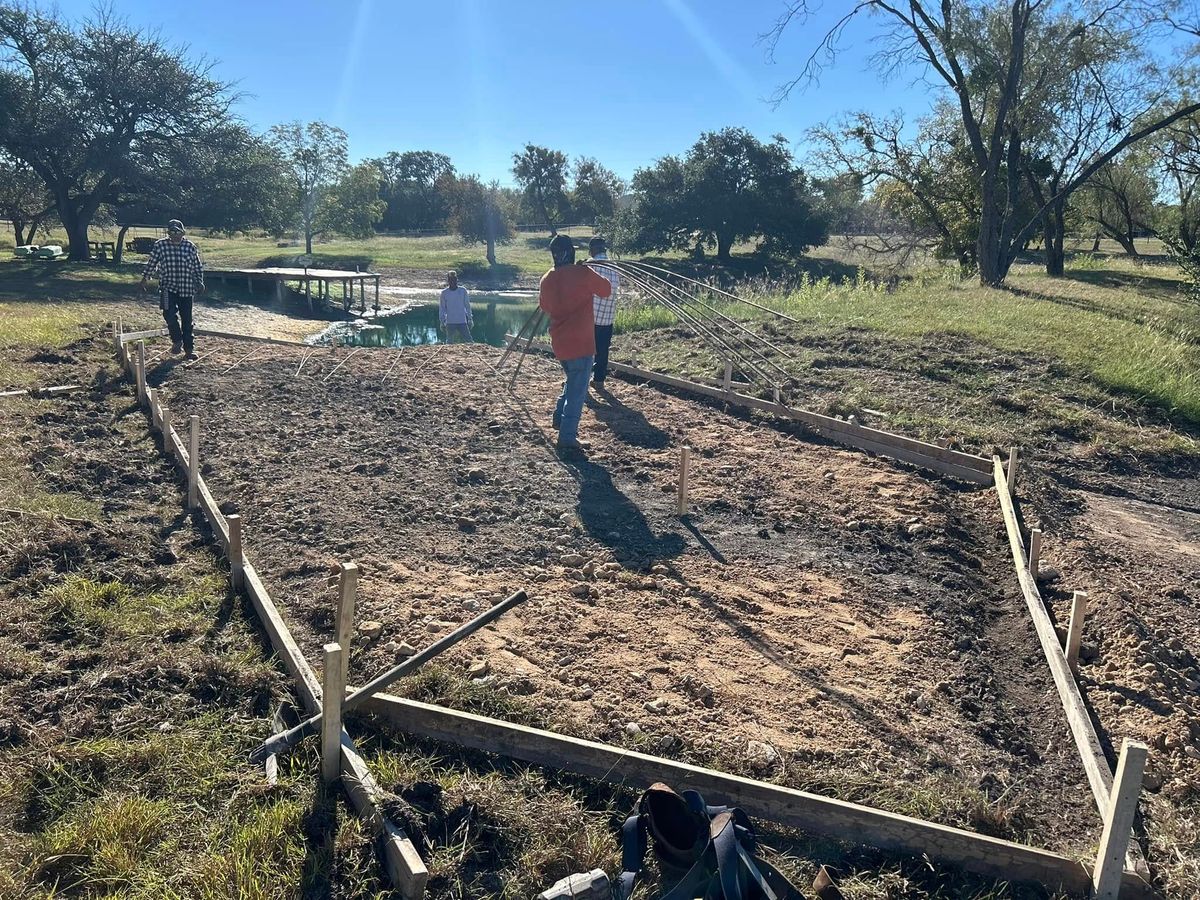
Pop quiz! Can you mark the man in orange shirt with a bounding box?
[539,234,612,457]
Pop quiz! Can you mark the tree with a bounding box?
[0,151,52,245]
[810,107,982,268]
[320,162,386,239]
[512,144,569,233]
[112,125,291,262]
[1079,153,1160,256]
[570,157,625,224]
[1155,111,1200,253]
[768,0,1200,285]
[269,121,349,254]
[617,128,827,263]
[370,150,455,231]
[0,4,238,260]
[447,175,514,265]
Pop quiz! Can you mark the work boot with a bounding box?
[171,341,183,354]
[555,441,587,461]
[186,350,198,361]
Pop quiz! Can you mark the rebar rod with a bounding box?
[600,261,796,382]
[617,268,780,389]
[607,260,802,365]
[509,310,546,389]
[496,306,543,369]
[611,266,781,387]
[618,259,799,323]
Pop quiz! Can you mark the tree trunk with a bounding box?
[114,224,130,265]
[716,232,734,262]
[1114,233,1139,257]
[486,235,496,266]
[1091,232,1102,253]
[305,228,313,255]
[62,209,90,261]
[13,221,27,246]
[1043,201,1065,277]
[977,180,1005,286]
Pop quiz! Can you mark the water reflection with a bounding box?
[345,299,547,348]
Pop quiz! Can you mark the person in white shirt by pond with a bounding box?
[439,270,473,343]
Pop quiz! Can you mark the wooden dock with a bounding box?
[207,267,382,315]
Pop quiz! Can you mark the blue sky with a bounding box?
[56,0,935,184]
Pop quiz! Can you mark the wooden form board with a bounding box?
[504,336,993,485]
[993,458,1149,877]
[119,327,170,344]
[141,386,428,898]
[360,693,1154,899]
[994,458,1115,809]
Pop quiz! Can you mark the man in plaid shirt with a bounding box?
[587,236,620,390]
[140,219,204,359]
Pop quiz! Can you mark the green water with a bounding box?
[345,299,546,348]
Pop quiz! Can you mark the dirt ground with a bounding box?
[145,336,1125,862]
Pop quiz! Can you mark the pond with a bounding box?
[333,297,546,348]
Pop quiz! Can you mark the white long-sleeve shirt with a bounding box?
[439,286,472,325]
[588,253,620,326]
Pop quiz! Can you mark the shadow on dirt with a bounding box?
[587,390,671,450]
[568,458,685,567]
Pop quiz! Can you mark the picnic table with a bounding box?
[88,240,117,259]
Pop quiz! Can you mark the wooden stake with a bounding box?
[187,415,200,509]
[161,406,172,459]
[1028,529,1042,580]
[136,341,147,404]
[1066,590,1088,675]
[1006,446,1019,494]
[321,642,344,784]
[676,446,690,516]
[722,358,733,391]
[148,388,159,428]
[228,514,244,591]
[336,561,359,687]
[1092,739,1148,900]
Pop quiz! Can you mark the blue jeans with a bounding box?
[444,322,473,343]
[555,355,593,445]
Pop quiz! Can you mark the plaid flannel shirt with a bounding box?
[589,254,620,326]
[143,238,204,298]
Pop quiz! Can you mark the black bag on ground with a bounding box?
[615,782,807,900]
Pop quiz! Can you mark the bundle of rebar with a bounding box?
[589,259,799,399]
[495,258,799,400]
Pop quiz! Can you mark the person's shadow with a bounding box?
[569,457,685,567]
[587,389,670,450]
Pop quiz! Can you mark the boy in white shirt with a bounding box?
[439,271,473,342]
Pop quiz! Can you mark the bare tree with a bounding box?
[768,0,1200,285]
[809,106,980,269]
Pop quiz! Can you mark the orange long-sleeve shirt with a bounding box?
[538,264,612,361]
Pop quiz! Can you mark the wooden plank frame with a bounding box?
[357,693,1153,899]
[993,457,1149,877]
[504,335,994,485]
[136,378,428,898]
[118,338,1156,899]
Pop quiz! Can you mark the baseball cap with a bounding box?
[167,219,185,234]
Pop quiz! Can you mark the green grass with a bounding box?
[760,267,1200,425]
